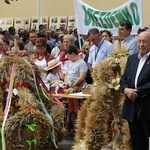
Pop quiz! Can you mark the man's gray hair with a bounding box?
[88,28,100,36]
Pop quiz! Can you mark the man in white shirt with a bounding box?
[87,28,113,72]
[25,31,37,54]
[114,20,138,55]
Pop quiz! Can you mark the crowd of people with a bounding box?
[0,20,150,150]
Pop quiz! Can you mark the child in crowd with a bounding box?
[45,59,62,82]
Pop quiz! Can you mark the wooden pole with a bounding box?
[37,0,40,30]
[117,29,121,53]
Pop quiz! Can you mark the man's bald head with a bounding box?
[138,31,150,57]
[138,31,150,37]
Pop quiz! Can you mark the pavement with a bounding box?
[58,136,75,150]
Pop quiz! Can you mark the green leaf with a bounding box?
[26,140,32,146]
[30,123,36,131]
[26,124,30,128]
[26,123,36,131]
[32,139,37,145]
[26,124,32,129]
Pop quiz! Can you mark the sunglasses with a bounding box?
[85,48,89,50]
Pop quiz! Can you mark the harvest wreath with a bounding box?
[0,56,65,150]
[73,51,132,150]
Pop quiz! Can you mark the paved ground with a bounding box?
[59,136,75,150]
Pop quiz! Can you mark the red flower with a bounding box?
[16,81,30,88]
[23,106,34,111]
[16,81,23,87]
[61,128,66,135]
[107,114,113,121]
[0,81,7,87]
[112,128,117,133]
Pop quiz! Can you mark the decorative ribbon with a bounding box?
[40,85,55,103]
[41,80,64,108]
[40,84,62,107]
[1,65,15,150]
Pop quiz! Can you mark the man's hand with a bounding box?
[124,88,138,102]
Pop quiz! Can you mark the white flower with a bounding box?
[114,85,120,91]
[13,88,18,96]
[114,58,120,63]
[108,77,120,91]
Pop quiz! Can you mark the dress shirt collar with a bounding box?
[138,51,150,59]
[97,38,104,48]
[122,35,132,43]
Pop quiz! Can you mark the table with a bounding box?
[53,92,91,132]
[53,92,91,100]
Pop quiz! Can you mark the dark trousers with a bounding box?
[128,115,150,150]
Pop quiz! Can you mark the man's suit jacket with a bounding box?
[120,53,150,122]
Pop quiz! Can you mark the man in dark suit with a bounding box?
[120,31,150,150]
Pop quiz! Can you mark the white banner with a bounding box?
[73,0,143,35]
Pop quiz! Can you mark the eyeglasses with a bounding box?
[85,48,89,50]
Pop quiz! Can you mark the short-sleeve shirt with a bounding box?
[66,59,88,89]
[88,39,113,68]
[25,41,35,54]
[51,46,60,58]
[46,73,60,82]
[113,35,138,55]
[34,57,47,81]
